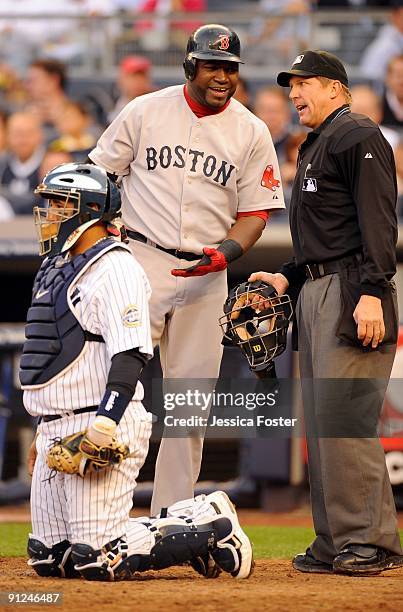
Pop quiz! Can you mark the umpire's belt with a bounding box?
[127,229,201,261]
[41,406,98,423]
[304,252,362,281]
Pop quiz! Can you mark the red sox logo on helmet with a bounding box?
[210,34,231,51]
[218,35,230,50]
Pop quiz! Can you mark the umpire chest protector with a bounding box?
[20,239,123,387]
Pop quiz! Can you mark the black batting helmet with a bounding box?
[183,24,243,80]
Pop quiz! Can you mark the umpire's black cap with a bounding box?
[277,50,349,88]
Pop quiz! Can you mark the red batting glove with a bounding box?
[171,247,228,277]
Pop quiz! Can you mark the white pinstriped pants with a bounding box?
[31,403,153,550]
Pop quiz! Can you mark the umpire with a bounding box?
[250,50,403,575]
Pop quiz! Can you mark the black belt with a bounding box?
[127,230,201,262]
[41,406,98,423]
[304,253,362,281]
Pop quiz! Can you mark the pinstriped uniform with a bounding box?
[24,242,156,550]
[24,244,152,415]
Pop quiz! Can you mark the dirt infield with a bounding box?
[1,557,402,612]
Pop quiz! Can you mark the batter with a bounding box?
[89,24,285,514]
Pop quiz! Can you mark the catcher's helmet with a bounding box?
[33,163,121,257]
[219,281,293,375]
[183,24,243,80]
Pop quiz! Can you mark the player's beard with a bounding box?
[205,86,234,109]
[187,80,235,110]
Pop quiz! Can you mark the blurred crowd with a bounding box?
[1,0,403,220]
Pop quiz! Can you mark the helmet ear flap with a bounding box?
[183,56,197,80]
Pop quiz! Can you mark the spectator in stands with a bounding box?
[233,76,252,110]
[135,0,205,51]
[24,59,71,143]
[0,194,14,220]
[381,55,403,129]
[350,84,400,149]
[248,0,312,64]
[0,0,130,69]
[0,110,7,158]
[317,0,389,6]
[280,129,307,203]
[394,138,403,218]
[108,55,153,122]
[253,86,294,163]
[0,63,26,113]
[39,149,73,178]
[170,0,206,48]
[360,0,403,81]
[0,112,45,215]
[49,101,101,162]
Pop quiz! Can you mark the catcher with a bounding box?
[21,163,253,581]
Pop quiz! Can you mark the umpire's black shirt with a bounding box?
[281,105,397,298]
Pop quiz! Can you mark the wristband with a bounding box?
[97,388,132,424]
[217,239,243,263]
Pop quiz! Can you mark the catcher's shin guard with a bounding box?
[146,516,233,571]
[71,517,234,581]
[71,538,142,581]
[27,536,79,578]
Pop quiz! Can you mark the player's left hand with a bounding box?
[171,247,227,277]
[46,430,130,477]
[353,294,385,348]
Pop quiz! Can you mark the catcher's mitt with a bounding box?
[46,430,130,477]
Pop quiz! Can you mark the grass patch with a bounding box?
[0,523,313,559]
[1,523,401,560]
[245,526,315,558]
[0,523,31,557]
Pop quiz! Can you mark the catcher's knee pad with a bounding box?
[71,538,144,582]
[27,536,79,578]
[147,516,233,570]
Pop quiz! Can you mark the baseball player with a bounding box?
[21,162,253,581]
[89,24,285,514]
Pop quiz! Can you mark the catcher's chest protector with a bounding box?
[19,239,120,387]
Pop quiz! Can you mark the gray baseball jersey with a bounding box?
[89,85,285,253]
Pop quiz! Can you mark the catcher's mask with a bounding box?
[183,24,243,80]
[33,163,121,257]
[220,281,293,374]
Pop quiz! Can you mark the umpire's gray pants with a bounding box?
[297,273,402,563]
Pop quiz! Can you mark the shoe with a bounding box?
[292,549,333,574]
[333,545,403,576]
[205,490,254,579]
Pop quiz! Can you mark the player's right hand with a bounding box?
[27,434,38,476]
